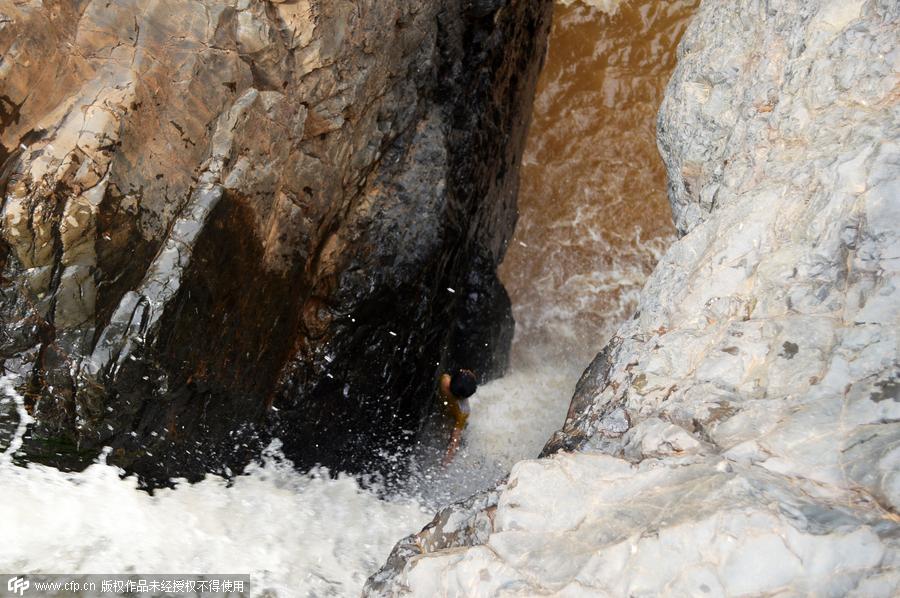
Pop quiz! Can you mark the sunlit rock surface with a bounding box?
[367,0,900,594]
[0,0,551,481]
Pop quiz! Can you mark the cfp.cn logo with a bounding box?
[7,577,29,596]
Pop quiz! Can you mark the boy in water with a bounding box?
[438,369,478,466]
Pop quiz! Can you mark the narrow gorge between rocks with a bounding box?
[2,0,898,597]
[1,1,693,594]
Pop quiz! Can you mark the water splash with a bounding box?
[0,367,578,596]
[403,364,581,507]
[0,443,430,597]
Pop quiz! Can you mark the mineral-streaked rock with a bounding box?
[0,0,551,481]
[366,0,900,594]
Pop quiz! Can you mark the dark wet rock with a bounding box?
[0,0,552,482]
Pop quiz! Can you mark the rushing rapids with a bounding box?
[0,1,698,595]
[502,0,697,366]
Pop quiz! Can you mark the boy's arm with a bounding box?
[439,373,452,400]
[442,399,469,466]
[442,424,463,467]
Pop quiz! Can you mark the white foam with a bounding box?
[0,365,579,597]
[408,364,582,505]
[463,365,578,470]
[0,446,431,597]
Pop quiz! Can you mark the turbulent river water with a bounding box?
[0,1,696,595]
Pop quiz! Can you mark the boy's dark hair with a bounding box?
[450,369,478,399]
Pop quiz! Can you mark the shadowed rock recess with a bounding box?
[0,0,552,482]
[367,0,900,595]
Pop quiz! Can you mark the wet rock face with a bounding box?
[0,0,552,481]
[368,0,900,595]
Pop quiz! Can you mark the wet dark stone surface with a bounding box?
[0,0,552,484]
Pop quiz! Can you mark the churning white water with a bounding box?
[0,443,427,596]
[0,364,580,597]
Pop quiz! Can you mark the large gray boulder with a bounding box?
[366,0,900,594]
[0,0,551,482]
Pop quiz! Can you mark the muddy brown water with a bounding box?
[500,0,698,367]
